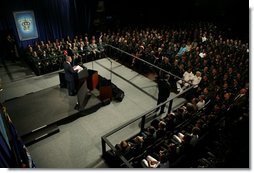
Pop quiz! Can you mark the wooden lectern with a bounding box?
[99,79,112,101]
[87,69,99,91]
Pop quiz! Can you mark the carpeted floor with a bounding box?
[4,86,78,136]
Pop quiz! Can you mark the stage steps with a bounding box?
[21,124,60,146]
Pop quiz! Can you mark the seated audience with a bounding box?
[142,155,160,168]
[176,67,194,93]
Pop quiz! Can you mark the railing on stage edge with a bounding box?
[101,86,194,168]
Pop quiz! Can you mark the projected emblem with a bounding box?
[19,18,32,31]
[13,11,38,41]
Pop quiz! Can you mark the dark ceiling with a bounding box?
[103,1,244,23]
[101,0,248,39]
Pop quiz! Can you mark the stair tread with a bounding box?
[22,124,59,146]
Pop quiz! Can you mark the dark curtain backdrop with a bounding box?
[104,0,248,41]
[0,0,248,49]
[0,0,98,48]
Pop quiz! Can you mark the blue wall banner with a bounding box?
[13,11,38,41]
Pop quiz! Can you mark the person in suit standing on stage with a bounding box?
[156,74,171,115]
[63,56,77,96]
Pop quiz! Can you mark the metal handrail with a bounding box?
[104,43,194,86]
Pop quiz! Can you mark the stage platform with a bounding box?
[3,58,186,167]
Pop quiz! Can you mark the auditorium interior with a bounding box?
[0,0,250,169]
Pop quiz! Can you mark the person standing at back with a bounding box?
[156,75,171,115]
[63,56,77,96]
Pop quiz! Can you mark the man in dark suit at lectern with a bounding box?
[63,56,77,96]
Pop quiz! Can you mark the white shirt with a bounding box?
[142,155,160,168]
[197,100,205,110]
[192,76,202,88]
[199,52,206,58]
[185,45,192,52]
[202,36,207,42]
[183,71,194,82]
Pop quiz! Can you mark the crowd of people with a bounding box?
[100,22,249,168]
[102,22,249,118]
[24,35,105,75]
